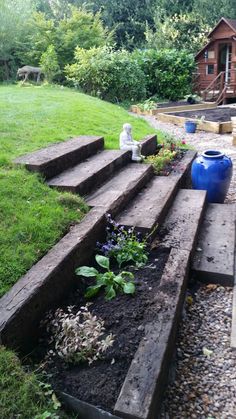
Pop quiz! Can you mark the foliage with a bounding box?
[145,12,210,53]
[145,149,177,174]
[137,98,157,111]
[42,304,114,364]
[145,134,188,174]
[3,6,109,81]
[0,84,156,297]
[76,254,136,300]
[40,45,60,82]
[0,346,60,418]
[97,214,148,268]
[133,49,195,101]
[74,0,157,49]
[0,0,35,79]
[56,7,109,69]
[66,46,146,102]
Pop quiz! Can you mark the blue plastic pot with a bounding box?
[185,121,197,133]
[191,150,233,203]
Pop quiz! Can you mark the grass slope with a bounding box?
[0,84,157,297]
[0,345,64,418]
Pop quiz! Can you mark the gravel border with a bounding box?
[139,114,236,419]
[160,285,236,419]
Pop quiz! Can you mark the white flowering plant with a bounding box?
[42,304,114,365]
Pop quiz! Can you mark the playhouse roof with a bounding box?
[207,17,236,38]
[195,17,236,59]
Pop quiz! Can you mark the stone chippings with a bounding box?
[160,285,236,419]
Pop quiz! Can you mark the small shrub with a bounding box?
[76,254,136,300]
[97,214,148,268]
[65,46,146,102]
[42,304,114,365]
[40,44,60,83]
[145,149,177,174]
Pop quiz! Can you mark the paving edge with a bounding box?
[114,248,191,419]
[0,207,107,351]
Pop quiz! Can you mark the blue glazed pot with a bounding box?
[185,121,197,133]
[191,150,233,203]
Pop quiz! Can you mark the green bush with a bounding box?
[40,44,60,82]
[66,46,146,102]
[132,48,195,101]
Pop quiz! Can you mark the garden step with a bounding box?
[192,203,236,286]
[14,136,104,179]
[86,163,154,215]
[116,175,181,234]
[47,150,130,195]
[157,189,207,254]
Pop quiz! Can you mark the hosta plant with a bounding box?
[76,254,135,300]
[42,304,114,365]
[97,214,148,268]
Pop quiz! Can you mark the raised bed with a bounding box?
[30,247,190,419]
[131,101,216,116]
[157,106,235,134]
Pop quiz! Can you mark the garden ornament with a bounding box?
[119,123,143,162]
[17,66,42,84]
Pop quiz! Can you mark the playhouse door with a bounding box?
[218,43,232,83]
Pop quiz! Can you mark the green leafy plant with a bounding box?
[76,254,135,300]
[146,148,177,174]
[137,98,157,111]
[97,214,148,268]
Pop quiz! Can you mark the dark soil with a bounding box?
[33,248,170,413]
[170,106,236,122]
[157,100,200,108]
[158,149,187,176]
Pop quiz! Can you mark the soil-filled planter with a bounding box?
[29,247,190,419]
[31,249,169,410]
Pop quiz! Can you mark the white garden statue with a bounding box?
[119,123,143,162]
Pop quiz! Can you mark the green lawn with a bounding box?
[0,84,158,297]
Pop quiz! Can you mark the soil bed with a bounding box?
[157,100,200,108]
[31,248,170,413]
[170,106,236,122]
[156,149,187,176]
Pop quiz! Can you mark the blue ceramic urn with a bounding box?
[191,150,233,203]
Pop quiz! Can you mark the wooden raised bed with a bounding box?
[156,109,233,134]
[39,248,190,419]
[131,102,216,116]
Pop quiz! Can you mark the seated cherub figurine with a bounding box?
[119,123,143,162]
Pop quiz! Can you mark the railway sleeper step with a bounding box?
[47,149,131,195]
[86,163,154,216]
[14,136,104,179]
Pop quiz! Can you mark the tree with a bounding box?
[0,0,35,79]
[40,44,60,82]
[57,7,109,68]
[145,12,210,53]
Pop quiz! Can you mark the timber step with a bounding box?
[86,163,154,215]
[116,175,181,234]
[156,189,207,254]
[115,150,197,235]
[14,136,104,179]
[192,203,236,286]
[47,150,130,195]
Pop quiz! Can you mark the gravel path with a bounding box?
[139,115,236,419]
[161,285,236,419]
[142,116,236,204]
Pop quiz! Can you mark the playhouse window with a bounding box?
[206,64,214,75]
[208,50,215,59]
